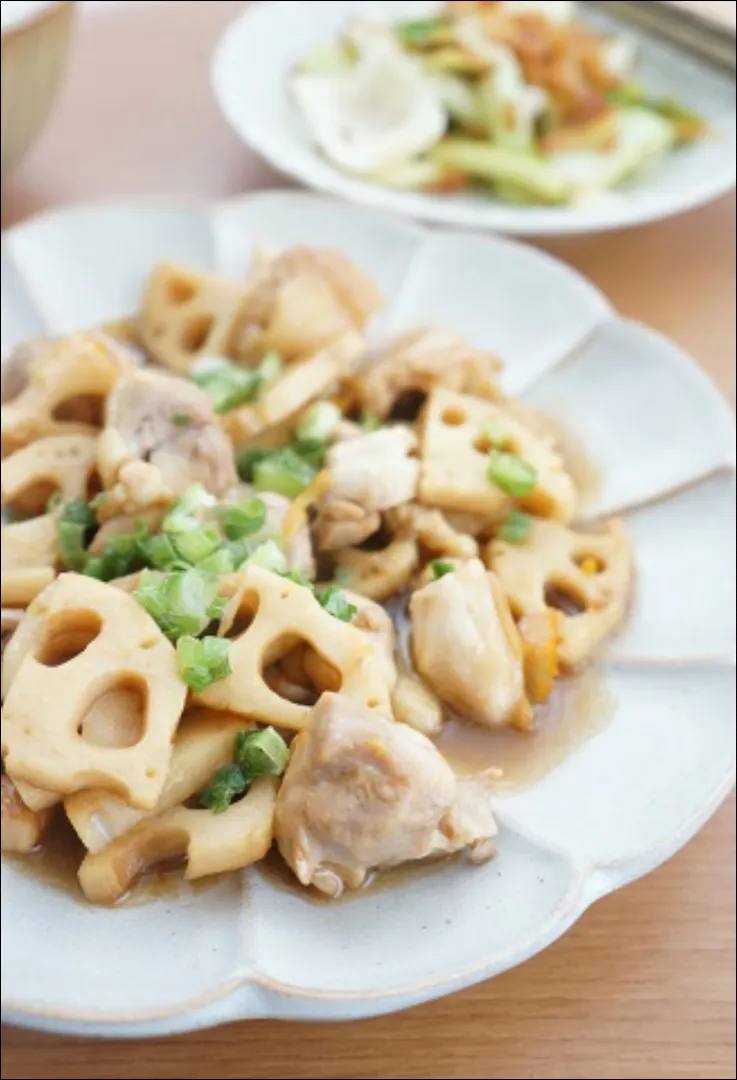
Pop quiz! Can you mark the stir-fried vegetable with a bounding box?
[498,510,533,544]
[134,567,225,642]
[488,450,538,497]
[176,634,232,692]
[199,728,290,813]
[190,352,283,414]
[57,500,98,571]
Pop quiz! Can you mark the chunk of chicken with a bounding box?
[275,694,497,897]
[355,329,503,420]
[387,503,479,561]
[97,368,237,516]
[410,559,532,730]
[1,773,54,853]
[317,427,420,551]
[231,247,383,362]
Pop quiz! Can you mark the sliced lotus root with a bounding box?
[229,247,382,362]
[1,774,55,853]
[1,332,137,453]
[66,711,252,854]
[333,537,420,603]
[1,573,187,809]
[194,565,392,729]
[1,434,100,515]
[418,388,577,522]
[487,518,633,670]
[78,775,277,904]
[354,328,503,421]
[386,503,479,561]
[139,262,252,374]
[224,331,366,445]
[0,566,57,609]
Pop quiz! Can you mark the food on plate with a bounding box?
[0,241,632,902]
[291,0,706,206]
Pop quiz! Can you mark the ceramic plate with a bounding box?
[211,0,736,237]
[1,192,735,1038]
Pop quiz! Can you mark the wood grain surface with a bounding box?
[1,3,735,1078]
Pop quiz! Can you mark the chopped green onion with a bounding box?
[315,585,358,623]
[198,546,238,576]
[499,510,533,545]
[82,520,150,581]
[170,413,194,429]
[244,539,288,574]
[191,352,283,414]
[220,497,267,541]
[280,569,314,589]
[144,533,183,571]
[46,491,63,513]
[89,492,109,512]
[177,634,231,693]
[199,764,249,814]
[290,437,327,471]
[134,568,223,641]
[57,499,98,570]
[360,413,383,432]
[396,18,447,48]
[172,526,222,566]
[236,447,272,483]
[235,727,289,777]
[252,448,316,499]
[295,401,342,443]
[163,484,216,533]
[488,451,538,498]
[431,560,455,580]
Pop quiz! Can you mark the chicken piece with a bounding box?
[387,503,479,561]
[1,773,54,853]
[316,427,420,551]
[275,694,497,897]
[231,247,382,362]
[334,537,419,602]
[355,329,503,421]
[410,559,532,730]
[97,368,237,516]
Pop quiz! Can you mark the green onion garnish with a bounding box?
[235,727,289,777]
[170,413,194,429]
[133,568,223,641]
[199,727,290,814]
[488,451,538,498]
[197,546,238,576]
[220,497,267,541]
[46,491,63,513]
[294,401,342,443]
[498,510,533,545]
[315,585,358,623]
[396,18,446,48]
[82,520,150,581]
[252,448,316,499]
[176,634,231,693]
[199,765,249,814]
[236,448,271,483]
[171,526,222,567]
[290,437,327,471]
[163,484,216,534]
[244,539,288,574]
[57,499,98,570]
[280,569,314,589]
[431,560,455,580]
[360,413,382,432]
[191,352,283,414]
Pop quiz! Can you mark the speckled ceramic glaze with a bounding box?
[212,0,737,236]
[1,192,734,1038]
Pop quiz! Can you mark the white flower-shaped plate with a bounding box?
[211,0,737,237]
[1,192,735,1039]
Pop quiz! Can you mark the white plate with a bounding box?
[1,192,735,1038]
[211,0,737,236]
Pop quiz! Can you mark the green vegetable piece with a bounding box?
[236,447,272,483]
[252,448,316,499]
[235,727,289,778]
[244,540,288,574]
[176,634,231,693]
[315,585,358,623]
[57,499,98,570]
[488,451,538,498]
[133,567,223,641]
[82,520,150,581]
[294,401,341,443]
[280,570,314,590]
[199,764,248,814]
[170,413,194,428]
[498,510,533,545]
[431,139,573,205]
[291,437,327,471]
[191,352,283,414]
[172,527,222,567]
[431,560,455,580]
[220,497,267,542]
[360,413,383,432]
[396,17,450,49]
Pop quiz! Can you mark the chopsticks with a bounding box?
[585,1,736,75]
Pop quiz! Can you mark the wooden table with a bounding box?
[1,3,735,1078]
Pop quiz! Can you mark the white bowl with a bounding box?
[212,0,737,236]
[1,192,735,1038]
[1,1,77,175]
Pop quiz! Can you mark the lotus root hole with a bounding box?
[544,583,587,618]
[52,394,106,427]
[165,274,198,307]
[78,676,148,749]
[181,314,214,353]
[441,406,467,427]
[35,609,103,667]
